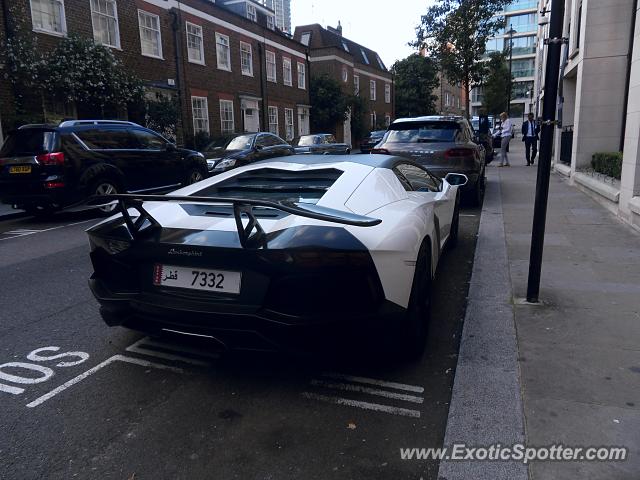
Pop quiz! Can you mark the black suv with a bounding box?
[0,120,207,215]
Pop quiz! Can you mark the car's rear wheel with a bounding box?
[471,169,486,206]
[185,167,207,185]
[398,241,432,361]
[91,179,119,216]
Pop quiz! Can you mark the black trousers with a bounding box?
[524,137,538,164]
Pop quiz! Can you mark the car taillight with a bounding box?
[36,152,65,165]
[44,181,65,189]
[370,148,389,154]
[444,148,474,159]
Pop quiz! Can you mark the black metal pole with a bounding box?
[526,0,566,303]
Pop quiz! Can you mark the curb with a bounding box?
[0,210,28,222]
[437,168,527,480]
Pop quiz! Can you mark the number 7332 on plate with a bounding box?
[153,264,241,294]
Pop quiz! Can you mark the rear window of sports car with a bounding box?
[195,168,343,204]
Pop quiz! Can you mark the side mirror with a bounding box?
[255,145,264,151]
[166,143,177,152]
[445,173,469,187]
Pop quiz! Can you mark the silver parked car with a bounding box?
[371,116,486,205]
[293,134,351,155]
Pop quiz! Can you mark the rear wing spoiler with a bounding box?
[86,194,381,248]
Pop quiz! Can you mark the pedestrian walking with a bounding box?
[493,111,512,167]
[521,113,540,165]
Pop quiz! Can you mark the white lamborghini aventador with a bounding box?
[86,154,468,359]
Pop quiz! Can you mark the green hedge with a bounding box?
[591,152,623,180]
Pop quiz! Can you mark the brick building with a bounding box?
[0,0,311,145]
[293,23,394,146]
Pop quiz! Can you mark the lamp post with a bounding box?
[506,25,517,116]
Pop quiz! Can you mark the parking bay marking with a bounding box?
[26,355,183,408]
[0,220,95,241]
[125,337,220,367]
[302,373,424,418]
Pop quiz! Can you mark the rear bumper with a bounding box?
[0,180,69,207]
[90,277,405,352]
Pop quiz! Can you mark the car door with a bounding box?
[263,134,291,159]
[396,162,455,251]
[74,127,141,191]
[129,128,181,191]
[325,134,340,154]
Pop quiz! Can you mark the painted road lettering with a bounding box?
[0,346,90,395]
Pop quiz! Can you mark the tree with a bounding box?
[391,54,439,118]
[309,74,351,133]
[415,0,510,117]
[481,52,511,116]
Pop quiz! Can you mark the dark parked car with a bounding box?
[0,120,206,216]
[359,130,386,154]
[371,116,486,205]
[203,132,294,175]
[293,134,350,155]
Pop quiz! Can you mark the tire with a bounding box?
[90,179,119,216]
[398,242,432,361]
[346,148,351,155]
[448,193,461,249]
[184,167,207,185]
[471,169,486,207]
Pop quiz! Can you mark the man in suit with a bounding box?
[522,113,540,166]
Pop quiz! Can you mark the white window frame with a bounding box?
[342,67,348,83]
[284,108,294,141]
[267,15,275,30]
[30,0,67,36]
[266,51,277,83]
[186,22,205,65]
[297,62,306,90]
[354,74,360,95]
[385,114,391,127]
[370,112,376,128]
[361,48,370,65]
[384,83,391,103]
[268,106,279,135]
[370,80,376,101]
[300,31,311,46]
[240,41,253,77]
[191,96,210,135]
[246,3,257,21]
[283,57,292,86]
[90,0,120,49]
[219,99,235,135]
[216,32,231,71]
[138,10,162,59]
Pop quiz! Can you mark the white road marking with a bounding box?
[0,383,25,395]
[125,337,216,366]
[0,362,54,384]
[460,214,478,217]
[310,379,424,404]
[301,392,421,418]
[321,372,425,394]
[0,219,95,241]
[26,354,183,408]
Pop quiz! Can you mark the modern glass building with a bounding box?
[264,0,291,33]
[471,0,539,121]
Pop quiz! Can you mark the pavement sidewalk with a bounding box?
[440,142,640,479]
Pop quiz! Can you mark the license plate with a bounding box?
[153,264,241,294]
[9,165,31,174]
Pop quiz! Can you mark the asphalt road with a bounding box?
[0,203,480,480]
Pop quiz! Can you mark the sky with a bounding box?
[291,0,433,68]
